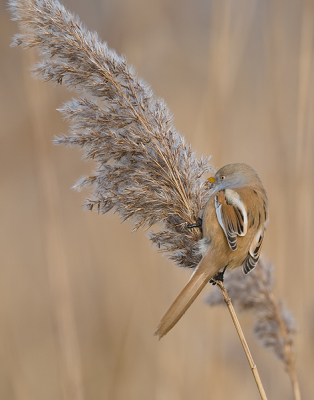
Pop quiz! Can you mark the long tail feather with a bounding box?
[155,257,217,339]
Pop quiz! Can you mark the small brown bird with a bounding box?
[155,163,268,339]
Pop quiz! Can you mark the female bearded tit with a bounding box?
[155,163,268,339]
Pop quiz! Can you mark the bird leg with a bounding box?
[210,266,227,285]
[186,218,202,229]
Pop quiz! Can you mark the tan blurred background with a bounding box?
[1,0,314,398]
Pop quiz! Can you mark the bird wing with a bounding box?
[242,227,264,274]
[215,189,248,250]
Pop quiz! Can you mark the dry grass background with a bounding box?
[1,0,314,399]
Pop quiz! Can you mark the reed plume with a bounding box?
[9,0,213,269]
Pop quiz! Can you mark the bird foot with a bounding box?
[187,218,202,229]
[210,266,227,285]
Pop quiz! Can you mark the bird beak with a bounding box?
[207,176,216,188]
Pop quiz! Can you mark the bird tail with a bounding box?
[155,255,217,339]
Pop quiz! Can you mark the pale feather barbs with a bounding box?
[155,163,268,339]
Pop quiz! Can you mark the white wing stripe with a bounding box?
[215,196,228,238]
[215,189,248,251]
[224,189,248,236]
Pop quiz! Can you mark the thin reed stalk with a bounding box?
[214,280,268,400]
[207,259,301,400]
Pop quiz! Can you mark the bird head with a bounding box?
[207,163,262,192]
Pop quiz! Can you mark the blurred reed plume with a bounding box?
[207,258,301,400]
[9,0,300,398]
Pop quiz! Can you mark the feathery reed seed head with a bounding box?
[9,0,214,268]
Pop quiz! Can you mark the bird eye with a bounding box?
[220,175,225,180]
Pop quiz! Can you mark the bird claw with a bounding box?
[210,266,227,285]
[187,218,202,229]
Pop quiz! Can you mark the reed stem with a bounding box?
[215,280,268,400]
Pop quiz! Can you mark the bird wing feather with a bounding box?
[215,189,248,250]
[242,227,264,274]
